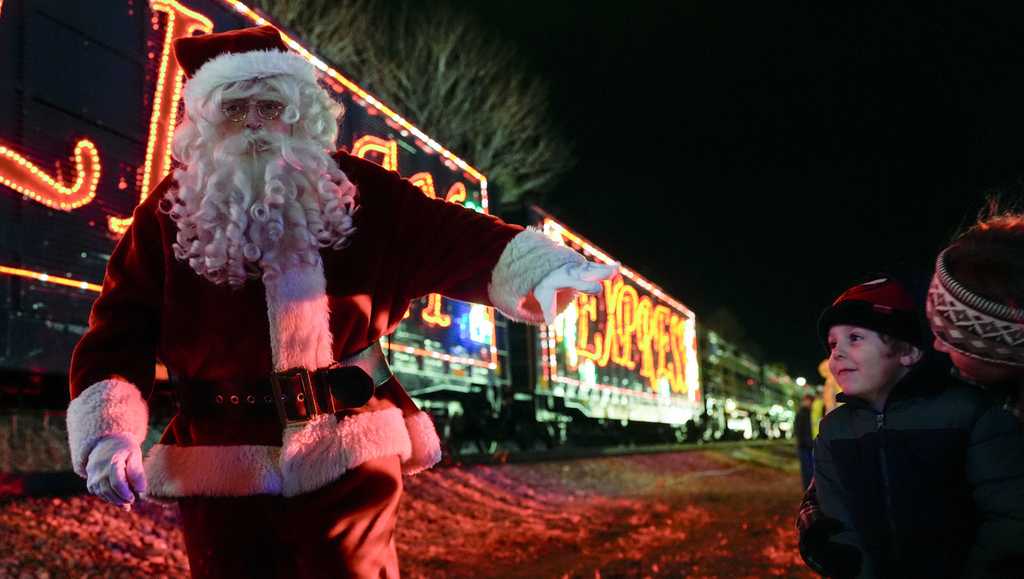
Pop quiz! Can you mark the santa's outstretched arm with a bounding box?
[338,153,619,326]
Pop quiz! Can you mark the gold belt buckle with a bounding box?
[270,367,319,427]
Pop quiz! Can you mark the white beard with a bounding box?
[163,129,358,287]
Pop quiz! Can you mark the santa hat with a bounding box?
[817,277,924,350]
[174,25,318,111]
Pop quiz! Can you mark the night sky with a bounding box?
[458,2,1024,381]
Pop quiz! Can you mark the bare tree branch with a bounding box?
[249,0,575,205]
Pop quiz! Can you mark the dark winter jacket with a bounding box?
[813,363,1024,578]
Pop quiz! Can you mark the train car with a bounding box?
[699,329,763,440]
[0,0,799,455]
[0,0,508,421]
[699,330,796,440]
[760,363,798,438]
[497,207,704,448]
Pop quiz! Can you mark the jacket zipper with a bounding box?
[877,412,899,558]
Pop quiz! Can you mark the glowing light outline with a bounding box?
[542,217,694,318]
[420,294,452,328]
[352,135,398,172]
[0,0,502,376]
[445,182,467,205]
[0,265,102,292]
[537,213,700,405]
[409,172,437,198]
[109,0,213,235]
[0,140,101,211]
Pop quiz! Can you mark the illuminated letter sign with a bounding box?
[0,140,101,211]
[353,135,398,172]
[538,213,701,426]
[445,182,467,205]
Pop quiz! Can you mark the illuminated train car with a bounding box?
[0,0,797,452]
[699,331,796,440]
[760,364,798,438]
[497,208,704,448]
[0,0,509,419]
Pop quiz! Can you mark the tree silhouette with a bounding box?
[249,0,575,205]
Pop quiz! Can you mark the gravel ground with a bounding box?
[0,439,811,578]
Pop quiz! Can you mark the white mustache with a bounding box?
[217,130,287,156]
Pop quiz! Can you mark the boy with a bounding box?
[810,277,1024,578]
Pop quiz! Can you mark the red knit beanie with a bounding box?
[817,278,924,349]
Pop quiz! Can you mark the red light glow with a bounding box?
[0,0,500,368]
[0,140,101,211]
[109,0,213,235]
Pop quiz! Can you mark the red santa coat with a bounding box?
[66,151,584,499]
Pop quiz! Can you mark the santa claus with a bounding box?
[66,25,615,577]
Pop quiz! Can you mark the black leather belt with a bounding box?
[175,341,393,427]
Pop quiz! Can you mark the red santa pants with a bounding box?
[177,454,402,578]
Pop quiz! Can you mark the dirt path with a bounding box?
[398,445,812,578]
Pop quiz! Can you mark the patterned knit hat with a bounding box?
[818,278,924,350]
[927,249,1024,367]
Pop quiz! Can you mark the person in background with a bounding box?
[817,358,839,416]
[804,277,1024,578]
[794,393,816,490]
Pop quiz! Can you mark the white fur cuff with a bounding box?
[280,408,412,497]
[145,409,414,499]
[145,444,283,499]
[66,379,149,477]
[488,227,586,324]
[402,411,442,475]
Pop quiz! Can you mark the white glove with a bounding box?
[533,261,620,324]
[85,434,147,511]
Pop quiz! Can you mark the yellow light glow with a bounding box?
[0,265,101,292]
[540,215,700,398]
[420,294,452,328]
[352,135,398,172]
[409,172,437,198]
[445,182,467,205]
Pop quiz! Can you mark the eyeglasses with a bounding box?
[221,99,286,124]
